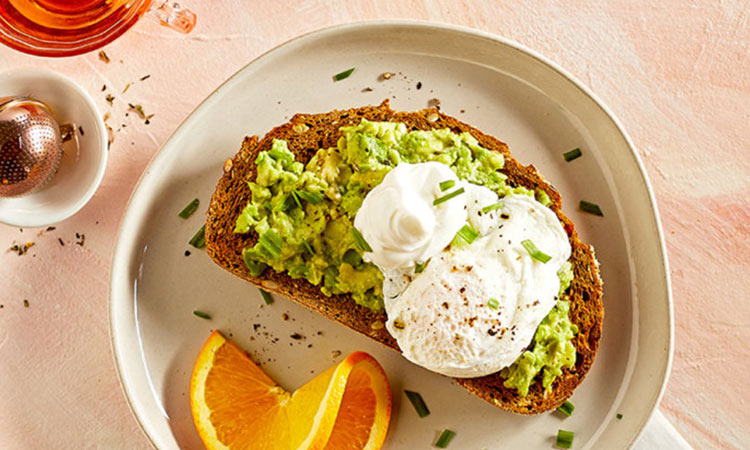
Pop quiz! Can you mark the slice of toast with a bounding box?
[206,100,604,415]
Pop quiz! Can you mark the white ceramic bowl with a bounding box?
[0,68,107,227]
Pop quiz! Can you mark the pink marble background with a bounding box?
[0,1,748,448]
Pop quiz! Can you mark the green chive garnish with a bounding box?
[555,429,574,449]
[275,193,296,212]
[290,190,303,209]
[439,179,455,191]
[294,189,324,204]
[342,249,363,267]
[193,310,211,320]
[258,229,283,259]
[415,260,427,273]
[454,224,478,245]
[481,201,503,213]
[557,401,575,417]
[243,252,267,276]
[488,298,499,309]
[178,198,199,219]
[579,200,603,216]
[189,225,206,249]
[259,289,273,305]
[616,413,623,420]
[563,148,582,162]
[303,241,314,255]
[435,429,455,448]
[433,187,465,206]
[333,67,355,81]
[404,390,430,418]
[351,227,373,252]
[521,239,551,263]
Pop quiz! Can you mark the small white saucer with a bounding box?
[0,68,107,227]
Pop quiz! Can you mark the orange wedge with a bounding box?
[190,331,391,450]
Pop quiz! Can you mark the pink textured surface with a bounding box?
[0,2,747,449]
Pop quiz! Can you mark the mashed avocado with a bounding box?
[501,299,578,396]
[235,119,578,395]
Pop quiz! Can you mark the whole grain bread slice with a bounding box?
[205,100,604,415]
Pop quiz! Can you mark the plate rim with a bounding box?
[108,19,673,449]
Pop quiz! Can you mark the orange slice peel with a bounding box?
[190,331,391,450]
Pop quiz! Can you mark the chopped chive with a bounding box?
[435,429,455,448]
[555,429,574,449]
[294,189,324,204]
[350,227,373,252]
[579,200,603,216]
[521,239,551,263]
[439,179,455,191]
[342,249,363,267]
[454,224,479,245]
[433,187,465,206]
[276,193,297,211]
[178,198,199,219]
[290,190,303,209]
[616,413,623,420]
[488,298,499,309]
[563,148,582,162]
[404,390,430,418]
[259,289,273,305]
[557,401,575,417]
[258,229,283,259]
[303,241,314,255]
[193,310,211,320]
[333,67,355,81]
[243,252,267,276]
[415,260,428,273]
[481,201,503,213]
[188,225,206,249]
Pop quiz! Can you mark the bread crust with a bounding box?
[206,100,604,414]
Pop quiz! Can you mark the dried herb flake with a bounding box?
[98,51,110,63]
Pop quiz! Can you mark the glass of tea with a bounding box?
[0,1,196,57]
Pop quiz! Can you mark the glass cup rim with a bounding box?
[0,0,153,57]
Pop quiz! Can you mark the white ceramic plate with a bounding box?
[110,21,672,449]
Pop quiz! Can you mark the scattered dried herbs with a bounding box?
[128,103,154,121]
[9,242,34,255]
[98,50,110,63]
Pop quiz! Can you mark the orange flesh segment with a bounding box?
[190,331,391,450]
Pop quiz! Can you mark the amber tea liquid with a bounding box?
[0,0,151,56]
